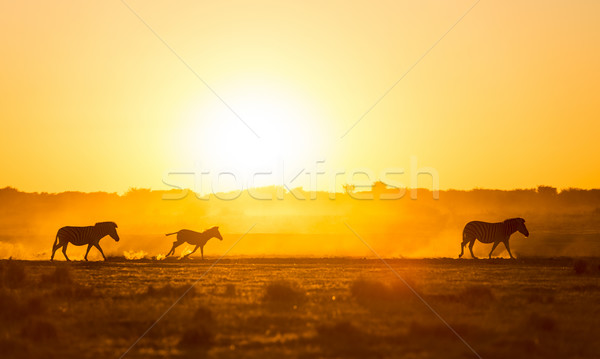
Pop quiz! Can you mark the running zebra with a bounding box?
[165,226,223,260]
[51,222,120,261]
[459,218,529,259]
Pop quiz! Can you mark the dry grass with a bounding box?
[350,278,414,304]
[459,284,495,302]
[0,258,598,358]
[146,283,195,297]
[1,260,27,289]
[20,319,57,341]
[263,280,305,304]
[40,266,73,285]
[573,259,588,274]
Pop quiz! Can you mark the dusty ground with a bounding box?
[1,257,599,358]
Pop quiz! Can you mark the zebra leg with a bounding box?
[459,239,468,258]
[94,244,107,261]
[201,246,204,260]
[488,242,500,259]
[62,243,70,261]
[503,241,515,259]
[84,244,93,261]
[183,245,199,259]
[51,243,59,261]
[166,242,180,257]
[468,240,477,259]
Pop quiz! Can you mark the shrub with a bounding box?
[350,278,413,304]
[223,283,236,297]
[263,281,305,304]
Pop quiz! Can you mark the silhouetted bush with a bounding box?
[263,281,305,304]
[350,278,413,304]
[573,259,588,274]
[223,283,236,297]
[20,319,57,341]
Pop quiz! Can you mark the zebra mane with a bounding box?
[503,218,523,235]
[95,221,118,228]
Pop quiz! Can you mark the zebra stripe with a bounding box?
[51,222,119,261]
[459,218,528,259]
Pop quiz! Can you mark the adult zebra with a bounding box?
[459,218,529,259]
[51,222,120,261]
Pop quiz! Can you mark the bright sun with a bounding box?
[176,79,333,185]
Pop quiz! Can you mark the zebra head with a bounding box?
[516,218,529,237]
[209,226,223,241]
[95,222,120,242]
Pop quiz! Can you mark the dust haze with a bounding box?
[1,185,599,260]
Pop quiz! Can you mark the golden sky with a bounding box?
[1,1,599,193]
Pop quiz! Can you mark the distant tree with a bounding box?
[537,185,557,196]
[343,184,356,195]
[371,181,387,198]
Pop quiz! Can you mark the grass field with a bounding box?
[1,257,599,358]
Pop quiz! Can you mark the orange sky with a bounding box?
[1,1,599,193]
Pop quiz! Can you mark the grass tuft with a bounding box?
[223,283,236,297]
[263,281,305,304]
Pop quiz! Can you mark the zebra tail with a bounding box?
[165,232,178,237]
[53,233,59,248]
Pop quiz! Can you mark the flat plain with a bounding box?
[1,257,599,358]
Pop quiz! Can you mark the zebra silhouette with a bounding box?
[51,222,120,261]
[165,226,223,260]
[459,218,529,259]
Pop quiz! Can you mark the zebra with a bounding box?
[165,226,223,260]
[459,218,529,259]
[51,222,120,261]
